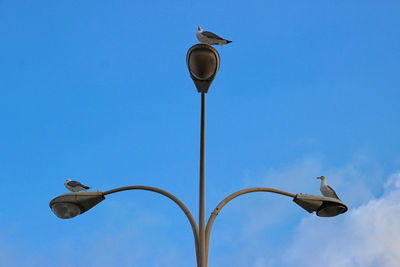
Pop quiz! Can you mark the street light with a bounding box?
[49,190,347,220]
[50,192,104,219]
[293,194,348,217]
[186,43,220,93]
[50,44,348,267]
[49,188,347,267]
[50,186,201,265]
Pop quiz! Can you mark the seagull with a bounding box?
[64,179,91,192]
[316,176,340,199]
[196,26,232,46]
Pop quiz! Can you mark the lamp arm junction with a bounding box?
[103,186,200,266]
[204,187,296,265]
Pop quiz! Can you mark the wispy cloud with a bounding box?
[209,157,392,267]
[1,158,397,267]
[271,172,400,267]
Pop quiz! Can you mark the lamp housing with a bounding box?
[293,194,348,217]
[186,44,220,93]
[49,192,105,219]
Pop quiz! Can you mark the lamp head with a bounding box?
[50,192,105,219]
[186,43,220,93]
[293,194,347,217]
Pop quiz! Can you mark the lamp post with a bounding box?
[49,44,347,267]
[186,43,220,267]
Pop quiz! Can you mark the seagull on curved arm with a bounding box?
[316,176,340,199]
[196,26,232,46]
[64,179,91,192]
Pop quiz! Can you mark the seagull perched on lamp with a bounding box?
[316,176,340,199]
[196,26,232,46]
[64,179,91,192]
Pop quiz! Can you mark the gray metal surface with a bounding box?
[293,194,348,217]
[49,192,105,218]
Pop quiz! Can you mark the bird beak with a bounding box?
[198,26,201,31]
[316,176,321,179]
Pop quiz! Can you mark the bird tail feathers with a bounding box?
[220,40,232,46]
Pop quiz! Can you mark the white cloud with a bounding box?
[1,158,397,267]
[234,157,381,241]
[210,157,396,267]
[278,172,400,267]
[242,156,382,207]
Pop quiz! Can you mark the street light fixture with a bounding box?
[49,188,348,267]
[293,194,348,217]
[186,43,220,266]
[50,192,104,219]
[49,191,348,220]
[50,44,348,267]
[187,43,220,93]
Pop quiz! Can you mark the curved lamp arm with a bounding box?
[103,186,200,266]
[205,187,296,263]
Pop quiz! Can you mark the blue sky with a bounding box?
[1,1,400,266]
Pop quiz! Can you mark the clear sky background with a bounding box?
[1,1,400,266]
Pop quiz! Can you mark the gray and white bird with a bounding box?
[64,179,91,192]
[196,26,232,46]
[316,176,340,199]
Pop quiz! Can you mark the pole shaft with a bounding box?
[204,187,296,263]
[103,185,200,265]
[199,92,206,267]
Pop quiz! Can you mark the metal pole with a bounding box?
[103,186,200,265]
[199,91,206,267]
[205,187,296,264]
